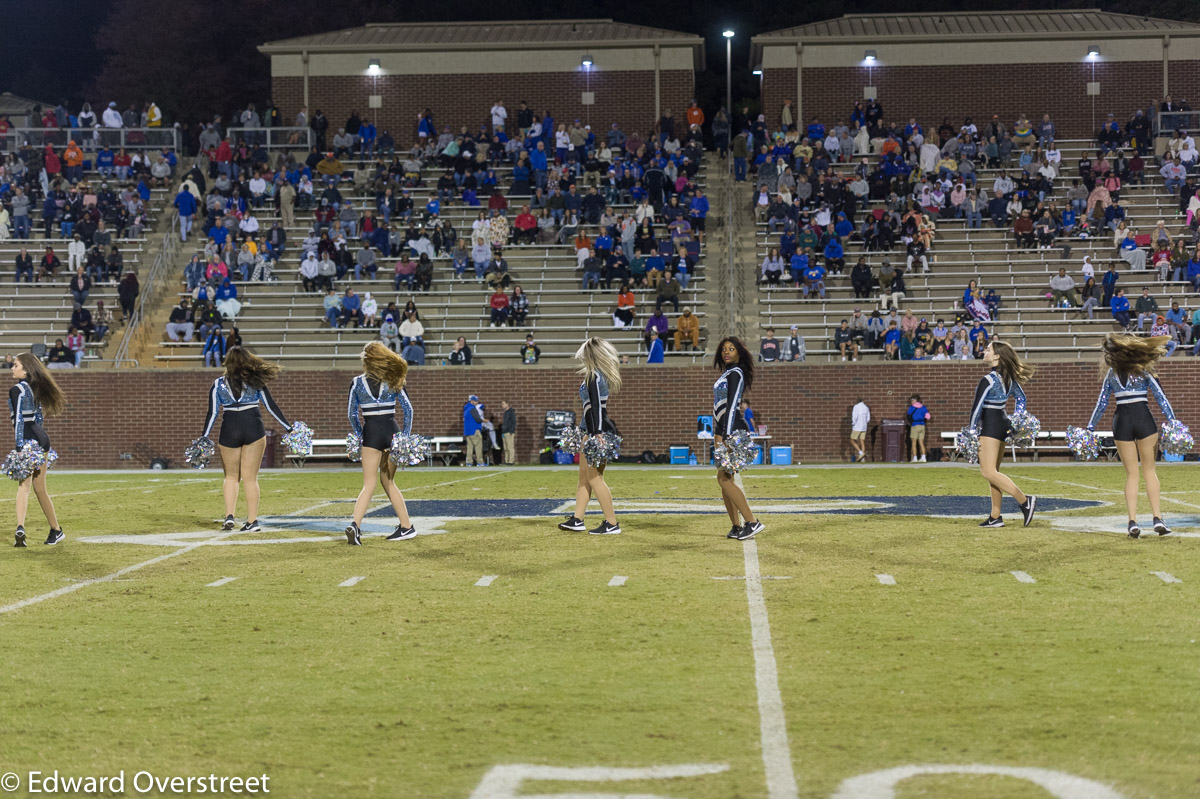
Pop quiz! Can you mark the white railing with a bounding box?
[113,211,179,368]
[224,127,313,150]
[2,127,180,154]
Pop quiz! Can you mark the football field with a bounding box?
[0,464,1197,799]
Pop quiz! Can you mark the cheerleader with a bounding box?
[9,354,66,546]
[1087,334,1177,538]
[713,337,763,540]
[557,337,621,535]
[345,342,415,546]
[969,341,1037,528]
[201,346,293,532]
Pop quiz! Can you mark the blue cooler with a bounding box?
[669,446,690,464]
[770,446,792,465]
[1163,452,1184,462]
[751,446,764,465]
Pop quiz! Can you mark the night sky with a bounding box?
[4,0,1196,119]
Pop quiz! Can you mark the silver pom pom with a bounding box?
[1160,419,1194,457]
[1066,426,1100,462]
[557,425,586,454]
[184,437,216,470]
[2,442,48,481]
[346,432,363,463]
[714,430,756,474]
[582,431,622,466]
[281,421,314,458]
[955,427,980,464]
[389,432,432,468]
[1006,411,1042,448]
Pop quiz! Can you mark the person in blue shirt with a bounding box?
[1110,288,1132,328]
[789,250,808,287]
[358,121,376,157]
[779,231,797,260]
[95,146,115,179]
[802,262,826,299]
[646,329,665,363]
[689,189,709,243]
[823,238,844,274]
[834,212,854,239]
[173,188,197,241]
[906,394,931,462]
[806,120,826,141]
[884,321,901,359]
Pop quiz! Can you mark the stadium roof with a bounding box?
[260,19,704,67]
[753,9,1200,47]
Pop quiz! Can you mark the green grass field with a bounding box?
[0,464,1197,799]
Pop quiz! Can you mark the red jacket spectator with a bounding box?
[43,146,61,176]
[214,140,232,164]
[488,193,508,212]
[206,260,229,282]
[514,211,537,232]
[490,291,510,311]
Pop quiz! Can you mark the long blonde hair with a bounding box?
[574,337,622,393]
[15,353,66,416]
[361,341,408,392]
[1101,333,1168,382]
[990,340,1035,388]
[224,346,281,396]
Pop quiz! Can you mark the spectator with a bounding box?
[761,247,784,285]
[883,320,901,359]
[1012,210,1035,250]
[214,278,240,320]
[340,287,363,328]
[1150,316,1178,356]
[850,257,873,298]
[1118,229,1147,271]
[415,254,434,292]
[1165,301,1189,342]
[655,271,681,312]
[68,267,91,307]
[47,338,73,368]
[646,329,665,363]
[644,308,668,350]
[783,325,806,362]
[488,287,510,327]
[1049,268,1080,307]
[14,248,33,283]
[399,310,424,348]
[463,395,486,466]
[1079,277,1102,319]
[614,283,636,328]
[166,299,194,341]
[355,244,377,281]
[851,398,870,462]
[201,324,226,367]
[674,307,700,350]
[519,335,541,364]
[905,238,929,273]
[449,336,472,366]
[1101,262,1120,306]
[377,312,401,352]
[906,395,931,462]
[37,247,61,282]
[509,285,529,327]
[394,253,416,291]
[1111,288,1132,328]
[92,301,111,342]
[760,328,780,362]
[117,272,139,323]
[802,260,826,299]
[834,318,858,361]
[1188,249,1200,292]
[1134,287,1159,330]
[322,287,343,328]
[361,292,378,327]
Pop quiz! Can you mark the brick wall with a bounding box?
[761,61,1200,139]
[35,361,1200,468]
[272,70,694,146]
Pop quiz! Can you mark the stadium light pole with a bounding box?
[723,29,735,335]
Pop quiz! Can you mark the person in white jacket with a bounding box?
[850,398,871,463]
[102,102,123,128]
[67,234,87,271]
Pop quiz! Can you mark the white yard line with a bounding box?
[1150,571,1182,584]
[1010,571,1037,584]
[475,575,498,587]
[338,576,366,588]
[408,471,504,491]
[741,538,800,799]
[608,575,627,587]
[0,528,245,616]
[1022,476,1200,511]
[206,577,238,587]
[875,574,896,585]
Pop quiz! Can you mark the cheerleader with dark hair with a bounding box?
[344,341,415,546]
[201,346,294,532]
[713,336,763,540]
[557,337,622,535]
[1087,333,1178,538]
[9,353,66,546]
[969,340,1037,529]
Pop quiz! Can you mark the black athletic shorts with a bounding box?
[979,408,1010,441]
[22,422,50,450]
[362,415,400,452]
[1113,402,1157,442]
[218,408,266,449]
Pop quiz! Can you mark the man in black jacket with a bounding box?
[500,401,517,465]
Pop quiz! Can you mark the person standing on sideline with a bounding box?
[851,398,870,462]
[501,401,517,465]
[906,394,931,462]
[463,394,485,466]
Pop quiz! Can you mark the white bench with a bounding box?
[940,430,1116,462]
[288,435,465,466]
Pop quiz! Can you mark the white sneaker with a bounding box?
[911,457,919,463]
[919,455,927,462]
[841,356,847,361]
[489,322,496,328]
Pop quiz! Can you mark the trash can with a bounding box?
[262,430,276,469]
[881,419,906,463]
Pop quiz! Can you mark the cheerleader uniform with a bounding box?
[714,366,750,436]
[348,374,412,451]
[969,369,1026,440]
[202,377,292,447]
[580,373,617,437]
[9,380,50,451]
[1088,369,1174,441]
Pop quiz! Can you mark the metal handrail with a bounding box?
[2,127,180,155]
[223,127,313,150]
[113,211,179,368]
